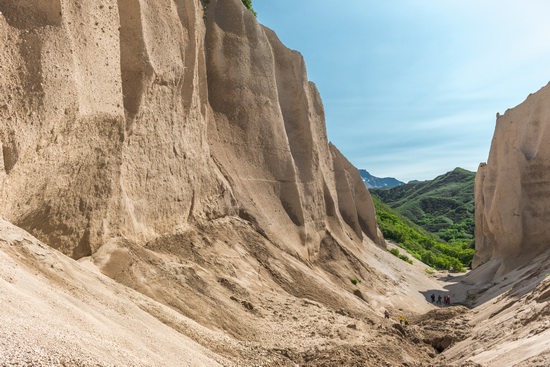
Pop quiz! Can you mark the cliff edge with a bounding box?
[475,83,550,276]
[0,0,381,260]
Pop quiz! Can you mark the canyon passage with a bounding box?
[0,1,548,366]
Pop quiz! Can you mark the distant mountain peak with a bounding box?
[358,169,404,189]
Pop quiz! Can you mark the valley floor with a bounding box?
[0,217,548,367]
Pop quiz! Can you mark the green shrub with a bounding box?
[388,247,413,265]
[241,0,257,16]
[399,253,414,264]
[350,277,360,286]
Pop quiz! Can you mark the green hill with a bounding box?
[372,197,474,271]
[371,167,475,247]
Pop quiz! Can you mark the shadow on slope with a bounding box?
[419,253,550,309]
[91,215,381,343]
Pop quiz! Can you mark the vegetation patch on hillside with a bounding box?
[372,167,475,248]
[373,196,474,271]
[242,0,257,16]
[389,248,414,264]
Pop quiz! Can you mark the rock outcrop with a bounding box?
[0,0,381,262]
[475,83,550,275]
[205,0,382,257]
[0,0,385,344]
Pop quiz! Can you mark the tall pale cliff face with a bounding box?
[475,83,550,275]
[0,0,233,259]
[205,0,382,256]
[0,0,381,266]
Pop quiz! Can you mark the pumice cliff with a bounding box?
[205,0,382,257]
[0,0,241,259]
[0,0,381,260]
[0,0,384,340]
[475,83,550,276]
[2,2,549,366]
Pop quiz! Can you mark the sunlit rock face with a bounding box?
[205,0,383,257]
[0,0,235,259]
[0,0,381,261]
[475,83,550,275]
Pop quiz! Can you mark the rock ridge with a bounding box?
[0,0,386,342]
[0,0,382,262]
[475,82,550,276]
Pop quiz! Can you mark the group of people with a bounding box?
[430,293,451,305]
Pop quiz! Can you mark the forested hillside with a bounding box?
[373,197,475,271]
[372,168,475,247]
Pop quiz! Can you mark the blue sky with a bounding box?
[254,0,550,182]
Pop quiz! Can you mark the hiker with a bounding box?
[431,293,435,303]
[399,315,404,325]
[447,295,451,305]
[384,310,390,319]
[437,295,442,304]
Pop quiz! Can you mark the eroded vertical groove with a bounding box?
[2,144,17,174]
[0,0,62,29]
[117,0,146,118]
[174,0,198,112]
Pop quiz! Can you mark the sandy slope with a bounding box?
[1,216,548,366]
[0,217,233,366]
[441,254,550,367]
[0,216,441,366]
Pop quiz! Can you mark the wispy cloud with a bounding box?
[256,0,550,181]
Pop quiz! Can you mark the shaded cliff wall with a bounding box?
[329,144,382,245]
[205,0,382,258]
[475,83,550,275]
[0,0,381,262]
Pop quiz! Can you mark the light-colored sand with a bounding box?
[0,217,234,366]
[442,254,550,367]
[1,216,548,366]
[0,214,440,366]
